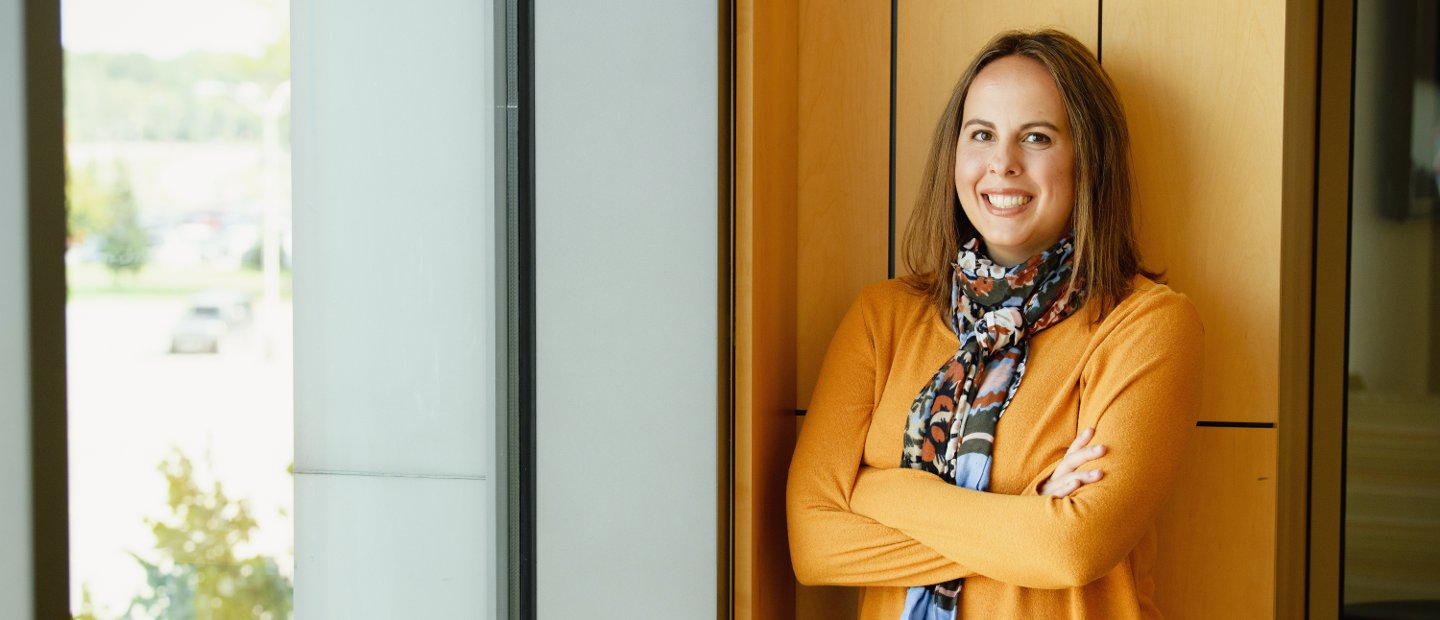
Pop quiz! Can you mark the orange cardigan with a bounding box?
[786,276,1203,619]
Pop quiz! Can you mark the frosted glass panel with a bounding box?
[292,0,496,477]
[534,1,718,615]
[291,0,499,617]
[295,474,491,619]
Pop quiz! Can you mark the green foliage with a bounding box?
[97,173,149,277]
[122,451,292,620]
[73,584,100,620]
[240,240,290,272]
[67,161,122,243]
[65,35,290,143]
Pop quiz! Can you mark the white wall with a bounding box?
[291,0,498,617]
[535,1,719,617]
[0,0,33,615]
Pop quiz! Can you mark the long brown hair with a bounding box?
[903,29,1150,321]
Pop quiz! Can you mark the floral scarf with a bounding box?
[899,234,1084,619]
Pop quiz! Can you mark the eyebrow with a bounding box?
[961,118,1061,131]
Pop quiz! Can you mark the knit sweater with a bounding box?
[787,275,1203,619]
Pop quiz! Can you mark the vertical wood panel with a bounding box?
[893,2,1098,275]
[1103,0,1286,425]
[1105,1,1309,618]
[1276,2,1319,616]
[1153,427,1278,620]
[1310,0,1354,614]
[795,0,890,409]
[735,0,798,618]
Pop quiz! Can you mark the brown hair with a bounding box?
[902,29,1151,321]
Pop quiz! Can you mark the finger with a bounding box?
[1062,469,1104,486]
[1044,469,1105,497]
[1064,443,1107,469]
[1056,429,1097,477]
[1058,444,1104,476]
[1043,477,1084,498]
[1066,427,1094,454]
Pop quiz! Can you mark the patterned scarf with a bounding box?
[899,234,1084,619]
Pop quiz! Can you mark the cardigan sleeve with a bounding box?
[846,289,1204,589]
[786,286,977,587]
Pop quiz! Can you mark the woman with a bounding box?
[786,29,1203,619]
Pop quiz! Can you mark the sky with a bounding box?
[62,0,286,58]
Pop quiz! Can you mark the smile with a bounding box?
[984,193,1032,209]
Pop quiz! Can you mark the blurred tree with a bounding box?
[122,451,292,620]
[73,584,100,620]
[66,161,119,244]
[65,35,291,144]
[241,240,289,272]
[98,172,149,279]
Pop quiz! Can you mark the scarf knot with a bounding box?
[898,234,1085,619]
[971,307,1025,354]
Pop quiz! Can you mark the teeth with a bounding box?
[986,194,1032,208]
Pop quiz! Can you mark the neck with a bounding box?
[983,245,1027,268]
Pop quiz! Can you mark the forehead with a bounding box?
[963,55,1067,124]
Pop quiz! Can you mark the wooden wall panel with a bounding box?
[735,1,798,618]
[1103,0,1286,425]
[1310,0,1354,613]
[893,2,1098,275]
[795,0,891,409]
[1106,2,1313,617]
[1153,427,1278,619]
[1275,2,1319,616]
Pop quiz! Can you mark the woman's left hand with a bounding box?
[1040,427,1107,498]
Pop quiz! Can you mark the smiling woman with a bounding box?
[786,29,1202,620]
[903,30,1145,321]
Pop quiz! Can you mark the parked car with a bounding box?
[169,289,254,354]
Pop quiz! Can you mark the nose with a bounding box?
[987,143,1021,176]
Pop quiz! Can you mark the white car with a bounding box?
[169,290,253,354]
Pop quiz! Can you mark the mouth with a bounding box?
[982,193,1033,209]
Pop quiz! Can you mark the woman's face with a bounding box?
[954,55,1075,266]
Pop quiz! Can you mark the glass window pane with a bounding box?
[61,1,295,617]
[1345,0,1440,610]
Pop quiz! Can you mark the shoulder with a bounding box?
[1114,275,1203,329]
[851,276,934,324]
[1089,275,1204,355]
[1076,276,1206,423]
[837,276,939,345]
[856,276,928,308]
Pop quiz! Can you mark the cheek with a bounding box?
[1040,156,1076,202]
[952,150,985,189]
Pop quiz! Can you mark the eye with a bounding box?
[969,129,994,142]
[1022,132,1052,145]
